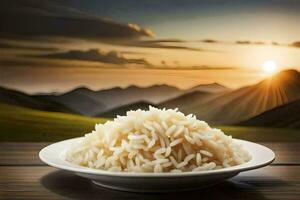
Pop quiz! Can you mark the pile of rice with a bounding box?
[66,107,250,173]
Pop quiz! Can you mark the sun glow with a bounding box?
[262,60,278,75]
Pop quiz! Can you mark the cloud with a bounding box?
[187,66,237,70]
[120,51,153,55]
[234,40,300,49]
[201,39,219,43]
[199,38,300,49]
[271,42,280,46]
[290,41,300,48]
[147,39,186,43]
[150,65,237,70]
[0,1,217,53]
[0,41,59,51]
[128,40,218,52]
[0,59,40,67]
[235,40,265,45]
[36,49,150,66]
[200,38,300,51]
[201,39,267,45]
[0,0,153,43]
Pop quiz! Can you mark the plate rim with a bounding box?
[39,137,275,177]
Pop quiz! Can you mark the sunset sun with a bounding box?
[262,60,278,74]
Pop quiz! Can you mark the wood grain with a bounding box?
[1,142,300,165]
[1,166,299,200]
[0,143,48,165]
[262,143,300,164]
[0,142,300,199]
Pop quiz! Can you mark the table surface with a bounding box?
[1,142,300,200]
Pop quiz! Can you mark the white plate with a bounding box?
[39,138,275,192]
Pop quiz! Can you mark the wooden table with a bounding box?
[1,142,300,200]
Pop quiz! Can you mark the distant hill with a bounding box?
[36,84,182,116]
[188,83,230,93]
[239,100,300,129]
[158,83,229,112]
[184,69,300,124]
[0,86,74,113]
[36,87,107,116]
[98,101,154,117]
[159,91,218,111]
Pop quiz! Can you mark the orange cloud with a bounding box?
[36,49,150,66]
[0,1,153,43]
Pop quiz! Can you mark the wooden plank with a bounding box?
[1,142,300,165]
[261,143,300,164]
[0,143,49,165]
[0,166,299,200]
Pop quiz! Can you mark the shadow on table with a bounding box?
[40,170,286,200]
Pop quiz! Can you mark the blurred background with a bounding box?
[1,0,300,142]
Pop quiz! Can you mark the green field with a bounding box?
[0,103,108,142]
[0,103,299,142]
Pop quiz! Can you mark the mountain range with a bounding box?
[0,83,229,116]
[160,69,300,125]
[1,69,300,128]
[239,99,300,129]
[187,83,230,93]
[0,86,73,113]
[35,84,182,116]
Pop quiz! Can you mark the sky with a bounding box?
[0,0,300,93]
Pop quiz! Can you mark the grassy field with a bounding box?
[0,103,108,142]
[0,103,299,142]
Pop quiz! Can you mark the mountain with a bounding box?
[158,83,229,112]
[188,83,230,93]
[159,91,218,111]
[184,69,300,124]
[0,86,74,113]
[239,100,300,129]
[98,101,155,117]
[36,84,182,116]
[36,87,107,116]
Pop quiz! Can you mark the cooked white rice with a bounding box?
[65,107,250,172]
